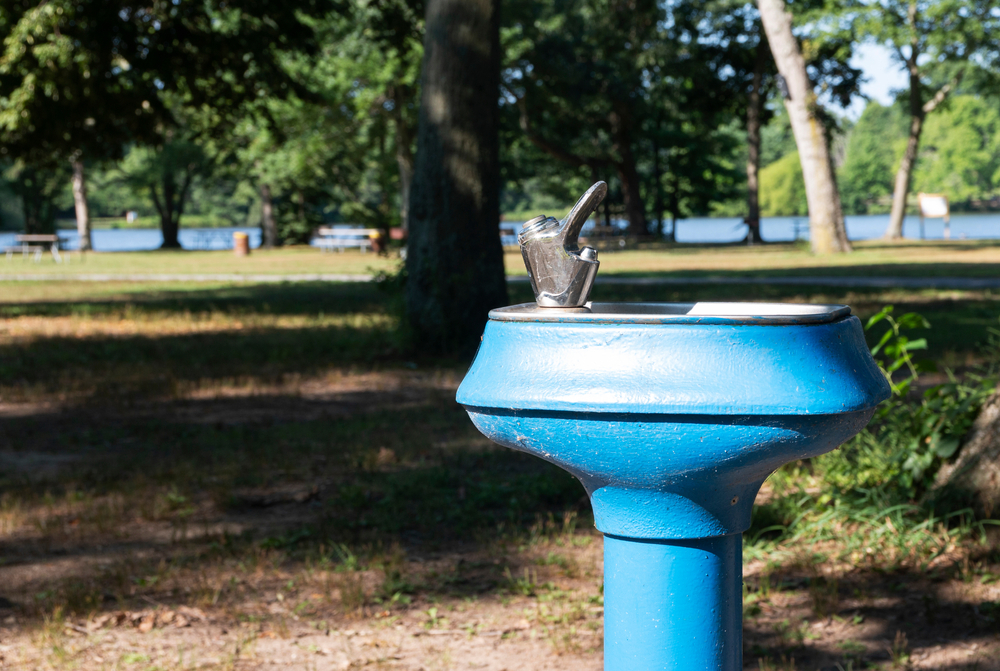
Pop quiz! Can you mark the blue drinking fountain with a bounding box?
[456,183,891,671]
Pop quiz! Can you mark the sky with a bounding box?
[846,42,909,119]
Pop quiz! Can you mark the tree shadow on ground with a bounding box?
[0,389,590,608]
[3,281,997,405]
[0,281,391,319]
[1,389,997,670]
[743,564,1000,671]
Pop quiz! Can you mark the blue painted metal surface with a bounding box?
[456,305,890,670]
[604,534,741,671]
[459,315,886,416]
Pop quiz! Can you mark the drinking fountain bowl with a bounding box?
[456,185,891,671]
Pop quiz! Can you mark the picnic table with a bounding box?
[191,229,235,250]
[3,234,64,262]
[499,224,520,247]
[314,227,381,253]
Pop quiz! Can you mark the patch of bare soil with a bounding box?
[0,371,998,670]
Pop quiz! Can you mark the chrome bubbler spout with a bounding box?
[518,181,606,308]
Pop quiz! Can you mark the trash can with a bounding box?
[233,232,250,257]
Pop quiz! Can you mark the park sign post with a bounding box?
[918,193,951,240]
[456,184,890,670]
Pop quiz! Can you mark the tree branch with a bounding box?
[515,97,605,169]
[923,69,964,114]
[174,166,196,226]
[148,182,165,221]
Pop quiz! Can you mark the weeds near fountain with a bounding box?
[808,576,839,619]
[889,630,912,669]
[757,654,797,670]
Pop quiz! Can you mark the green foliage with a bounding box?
[0,159,70,233]
[822,306,997,497]
[220,3,423,243]
[759,112,797,169]
[838,103,905,214]
[0,171,20,229]
[759,151,807,216]
[746,305,998,569]
[865,305,930,398]
[914,95,1000,205]
[113,139,212,247]
[759,94,1000,216]
[502,0,744,231]
[0,0,334,164]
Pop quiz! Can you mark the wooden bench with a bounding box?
[499,224,520,246]
[4,234,63,262]
[314,227,381,253]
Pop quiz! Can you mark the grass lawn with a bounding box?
[0,246,399,277]
[4,238,1000,279]
[0,280,998,670]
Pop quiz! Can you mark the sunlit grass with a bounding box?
[3,238,1000,279]
[0,245,400,276]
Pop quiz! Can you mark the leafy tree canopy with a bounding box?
[0,0,339,166]
[915,95,1000,204]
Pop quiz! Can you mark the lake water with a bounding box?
[1,213,997,252]
[503,213,1000,246]
[0,227,262,252]
[673,213,1000,244]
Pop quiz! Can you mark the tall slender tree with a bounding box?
[405,0,507,351]
[851,0,1000,239]
[758,0,851,254]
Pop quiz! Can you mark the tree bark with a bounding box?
[152,173,181,249]
[71,159,92,251]
[394,109,415,234]
[150,166,194,249]
[935,386,1000,518]
[405,0,506,352]
[297,189,306,224]
[610,106,647,235]
[260,183,277,249]
[652,130,665,239]
[757,0,850,254]
[745,43,766,245]
[885,109,923,240]
[884,48,961,239]
[664,173,680,243]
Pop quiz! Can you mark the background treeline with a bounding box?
[1,0,998,242]
[759,97,1000,217]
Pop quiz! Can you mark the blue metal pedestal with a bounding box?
[457,302,890,671]
[604,534,741,671]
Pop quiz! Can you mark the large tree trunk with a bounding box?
[663,173,680,243]
[745,43,766,245]
[260,183,277,249]
[71,159,92,251]
[935,387,1000,518]
[158,175,181,249]
[405,0,507,352]
[757,0,850,254]
[394,111,415,234]
[610,106,647,235]
[652,130,665,239]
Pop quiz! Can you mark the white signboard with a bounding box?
[919,194,949,218]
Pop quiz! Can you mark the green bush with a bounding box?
[820,306,997,499]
